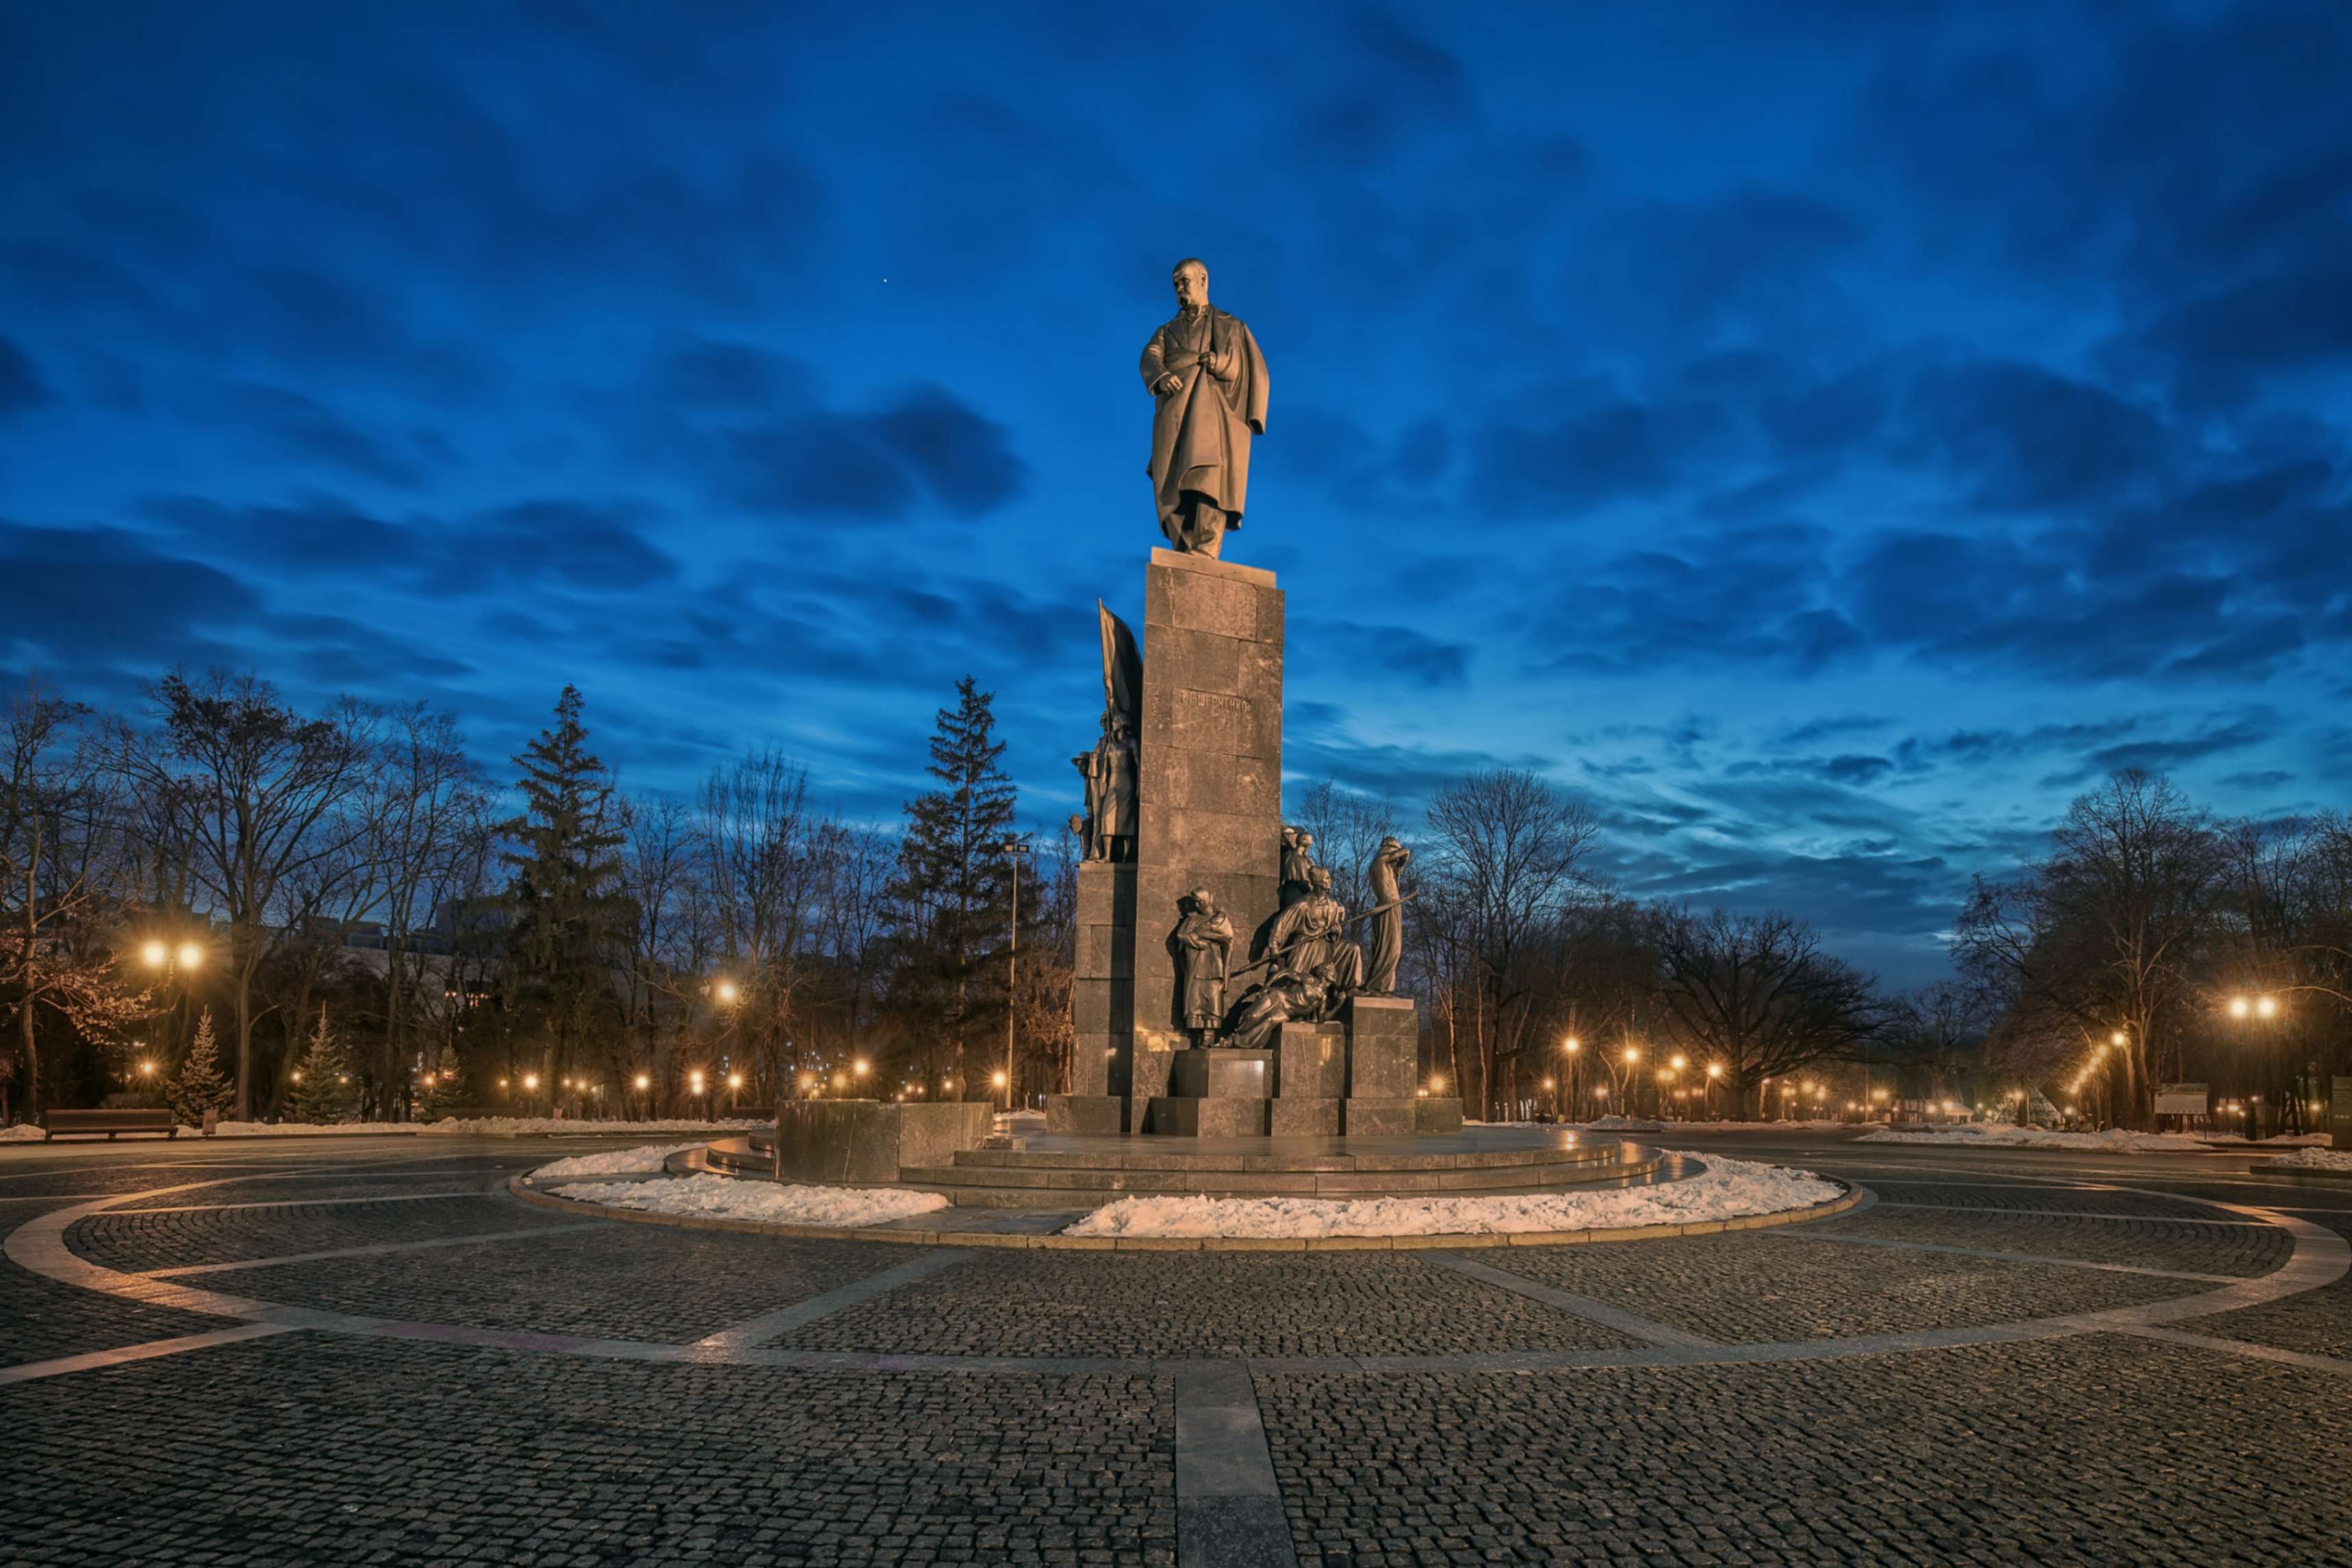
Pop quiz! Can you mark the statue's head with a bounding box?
[1310,866,1333,894]
[1172,257,1209,312]
[1297,831,1314,850]
[1186,886,1216,917]
[1379,836,1402,853]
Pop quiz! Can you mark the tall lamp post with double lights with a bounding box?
[2227,992,2284,1139]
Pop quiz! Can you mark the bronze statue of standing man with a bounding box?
[1141,258,1268,558]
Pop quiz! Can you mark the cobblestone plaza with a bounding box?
[5,1131,2349,1567]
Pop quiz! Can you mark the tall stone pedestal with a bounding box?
[1133,548,1286,1040]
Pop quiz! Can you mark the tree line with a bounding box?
[5,665,2334,1131]
[0,671,1073,1123]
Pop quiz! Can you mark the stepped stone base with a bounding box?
[1145,1095,1271,1138]
[1270,1096,1342,1138]
[772,1099,993,1183]
[1045,1094,1125,1136]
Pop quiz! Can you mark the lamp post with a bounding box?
[1561,1036,1581,1122]
[1001,836,1030,1114]
[2227,993,2285,1139]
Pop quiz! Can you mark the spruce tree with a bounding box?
[500,686,628,1094]
[886,678,1019,1094]
[287,1005,357,1124]
[169,1007,233,1127]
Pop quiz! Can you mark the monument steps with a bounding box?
[895,1135,1667,1206]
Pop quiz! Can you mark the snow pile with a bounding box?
[1063,1151,1839,1239]
[2201,1132,2333,1148]
[530,1143,703,1180]
[551,1172,949,1227]
[197,1121,416,1137]
[2261,1147,2352,1172]
[1858,1124,2210,1153]
[0,1124,48,1142]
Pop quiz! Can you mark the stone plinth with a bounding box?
[1070,861,1135,1098]
[1278,1023,1346,1099]
[1171,1049,1273,1099]
[1416,1096,1466,1135]
[1131,1044,1177,1105]
[773,1099,993,1183]
[1132,550,1284,1048]
[1046,1095,1123,1135]
[1270,1097,1342,1138]
[1344,996,1418,1100]
[1145,1096,1270,1138]
[1342,1097,1418,1138]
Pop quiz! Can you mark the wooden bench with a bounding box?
[40,1108,178,1141]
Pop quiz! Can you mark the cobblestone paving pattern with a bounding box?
[1261,1335,2352,1567]
[1481,1228,2208,1344]
[2181,1209,2352,1360]
[1858,1181,2248,1218]
[67,1193,586,1272]
[1826,1204,2295,1276]
[228,1224,910,1342]
[0,1261,234,1367]
[4,1136,2350,1568]
[771,1250,1642,1357]
[0,1334,1177,1567]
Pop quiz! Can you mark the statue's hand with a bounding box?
[1155,374,1181,396]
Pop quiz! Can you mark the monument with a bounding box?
[1050,257,1463,1140]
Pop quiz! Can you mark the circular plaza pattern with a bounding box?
[4,1129,2352,1566]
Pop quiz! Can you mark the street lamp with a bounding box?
[714,979,740,1007]
[2226,993,2287,1138]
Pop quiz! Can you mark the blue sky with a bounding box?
[5,1,2349,984]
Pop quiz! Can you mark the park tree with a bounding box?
[287,1004,357,1123]
[364,704,488,1115]
[1648,906,1885,1118]
[0,685,151,1114]
[500,686,629,1098]
[169,1006,233,1127]
[1954,771,2227,1127]
[886,678,1017,1096]
[116,673,375,1117]
[1420,769,1600,1117]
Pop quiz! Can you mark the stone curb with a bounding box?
[504,1173,1865,1252]
[2249,1161,2352,1183]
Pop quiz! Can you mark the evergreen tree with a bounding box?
[886,678,1018,1094]
[500,686,629,1093]
[287,1005,357,1124]
[168,1007,233,1127]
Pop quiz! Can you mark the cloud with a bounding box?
[142,493,678,595]
[706,385,1027,521]
[0,335,49,417]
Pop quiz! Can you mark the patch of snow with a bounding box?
[1063,1151,1839,1239]
[2198,1132,2333,1148]
[1857,1124,2212,1153]
[0,1124,49,1142]
[530,1143,703,1180]
[2261,1147,2352,1172]
[551,1172,949,1227]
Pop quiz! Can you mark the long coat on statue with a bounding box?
[1140,306,1270,545]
